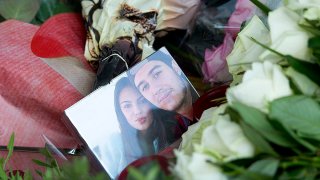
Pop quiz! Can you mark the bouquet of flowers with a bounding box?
[171,0,320,179]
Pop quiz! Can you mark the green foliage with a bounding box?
[281,123,317,152]
[0,0,40,22]
[4,133,15,170]
[0,0,81,24]
[0,133,109,180]
[227,97,320,179]
[32,146,110,180]
[270,96,320,139]
[31,0,81,24]
[248,158,279,177]
[0,133,24,180]
[0,15,5,22]
[231,103,296,148]
[0,165,8,180]
[249,0,271,15]
[301,19,320,36]
[33,146,61,176]
[40,157,109,180]
[308,36,320,65]
[269,95,320,152]
[239,121,277,156]
[285,55,320,86]
[127,162,172,180]
[167,3,320,180]
[220,161,273,180]
[31,0,59,24]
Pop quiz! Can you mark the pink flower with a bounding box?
[227,0,257,38]
[202,0,257,85]
[202,33,233,84]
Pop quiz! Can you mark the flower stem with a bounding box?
[250,0,271,15]
[250,37,284,57]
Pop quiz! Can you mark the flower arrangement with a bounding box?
[170,0,320,179]
[1,0,320,179]
[0,133,110,180]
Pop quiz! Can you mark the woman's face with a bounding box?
[119,85,153,131]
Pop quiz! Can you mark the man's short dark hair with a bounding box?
[127,48,175,83]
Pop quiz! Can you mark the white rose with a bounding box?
[227,16,270,77]
[260,7,313,62]
[172,151,227,180]
[196,114,255,162]
[284,0,320,10]
[179,104,227,154]
[304,7,320,21]
[227,61,293,113]
[172,151,192,180]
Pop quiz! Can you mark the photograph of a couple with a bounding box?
[65,47,199,179]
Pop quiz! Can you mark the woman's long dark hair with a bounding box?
[114,77,172,164]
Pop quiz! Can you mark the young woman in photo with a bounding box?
[114,77,178,164]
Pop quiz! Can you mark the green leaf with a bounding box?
[288,78,303,95]
[223,162,272,180]
[32,159,53,168]
[308,36,320,65]
[128,167,146,180]
[0,0,40,22]
[6,133,14,152]
[22,171,33,180]
[300,24,320,36]
[285,55,320,86]
[231,103,297,148]
[94,173,112,180]
[64,158,88,176]
[308,36,320,49]
[0,167,8,180]
[235,171,273,180]
[43,169,54,179]
[313,51,320,65]
[53,2,80,14]
[240,122,278,156]
[248,159,279,177]
[32,0,58,24]
[0,14,5,22]
[297,131,320,142]
[0,158,4,166]
[270,95,320,136]
[4,133,15,169]
[10,170,23,180]
[42,157,112,180]
[146,165,161,180]
[50,159,58,169]
[282,124,317,152]
[279,166,317,180]
[35,169,43,177]
[31,0,80,24]
[39,147,53,159]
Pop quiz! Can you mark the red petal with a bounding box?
[31,13,86,60]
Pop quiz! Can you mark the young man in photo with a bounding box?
[128,48,199,127]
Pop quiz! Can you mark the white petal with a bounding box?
[227,16,270,75]
[188,153,228,180]
[215,117,254,159]
[268,7,301,42]
[201,125,231,155]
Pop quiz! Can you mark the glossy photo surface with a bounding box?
[65,47,199,179]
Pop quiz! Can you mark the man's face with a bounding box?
[134,60,187,111]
